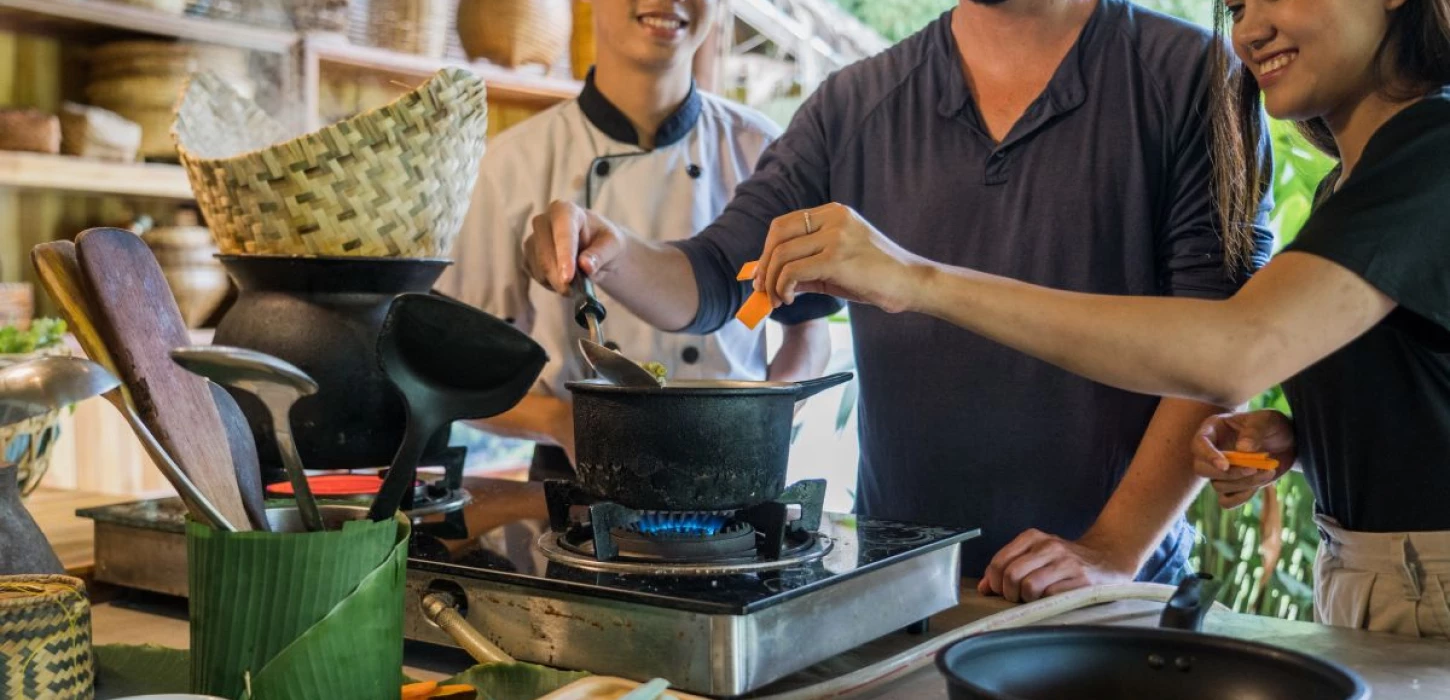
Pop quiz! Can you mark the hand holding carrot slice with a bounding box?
[735,261,773,329]
[1222,450,1279,471]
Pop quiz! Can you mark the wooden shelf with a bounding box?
[0,151,193,200]
[306,35,581,108]
[0,0,295,53]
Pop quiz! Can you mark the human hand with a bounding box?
[1192,409,1295,509]
[977,528,1138,603]
[522,201,630,294]
[755,203,930,314]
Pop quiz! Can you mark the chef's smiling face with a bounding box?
[1224,0,1409,122]
[595,0,715,70]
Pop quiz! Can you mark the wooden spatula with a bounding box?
[74,227,252,531]
[31,240,242,531]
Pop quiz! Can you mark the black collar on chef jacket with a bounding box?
[577,67,703,149]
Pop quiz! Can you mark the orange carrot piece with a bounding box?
[737,261,759,281]
[402,681,439,700]
[1223,451,1279,471]
[736,290,772,329]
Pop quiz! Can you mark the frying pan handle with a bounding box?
[1158,573,1220,632]
[792,372,854,402]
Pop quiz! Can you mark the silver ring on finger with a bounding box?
[803,210,814,234]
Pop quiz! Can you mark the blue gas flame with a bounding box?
[636,512,730,536]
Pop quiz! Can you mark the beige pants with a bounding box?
[1314,514,1450,639]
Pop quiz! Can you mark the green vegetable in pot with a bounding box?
[639,361,668,386]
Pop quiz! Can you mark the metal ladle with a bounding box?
[0,356,120,427]
[171,346,325,532]
[569,276,661,388]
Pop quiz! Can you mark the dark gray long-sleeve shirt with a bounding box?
[673,1,1274,577]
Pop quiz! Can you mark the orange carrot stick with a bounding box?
[736,290,772,329]
[402,681,439,700]
[1222,451,1279,471]
[737,261,759,281]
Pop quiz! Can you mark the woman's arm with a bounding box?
[756,203,1397,406]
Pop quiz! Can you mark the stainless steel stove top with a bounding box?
[405,506,979,697]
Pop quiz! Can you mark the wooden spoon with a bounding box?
[31,240,244,530]
[72,227,252,531]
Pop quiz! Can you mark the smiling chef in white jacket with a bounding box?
[438,0,838,480]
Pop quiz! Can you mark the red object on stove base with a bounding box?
[266,474,390,498]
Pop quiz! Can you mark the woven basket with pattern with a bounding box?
[367,0,451,57]
[173,68,488,257]
[0,575,92,700]
[457,0,570,68]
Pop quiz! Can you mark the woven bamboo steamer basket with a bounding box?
[368,0,451,58]
[0,575,92,699]
[458,0,570,68]
[174,68,489,258]
[90,41,250,82]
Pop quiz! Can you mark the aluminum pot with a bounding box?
[565,372,852,511]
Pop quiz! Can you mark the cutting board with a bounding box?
[75,227,251,531]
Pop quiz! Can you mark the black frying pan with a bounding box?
[937,574,1369,700]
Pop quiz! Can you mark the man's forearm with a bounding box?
[470,394,572,449]
[597,239,701,332]
[767,319,831,382]
[1078,397,1222,573]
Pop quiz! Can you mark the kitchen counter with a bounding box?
[92,583,1450,699]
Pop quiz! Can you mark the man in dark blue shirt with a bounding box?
[521,0,1274,599]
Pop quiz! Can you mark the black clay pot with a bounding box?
[213,255,451,476]
[565,373,852,510]
[0,465,63,575]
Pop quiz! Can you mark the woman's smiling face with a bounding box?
[1225,0,1409,121]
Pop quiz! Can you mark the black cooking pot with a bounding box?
[565,372,853,510]
[937,574,1369,700]
[214,255,452,476]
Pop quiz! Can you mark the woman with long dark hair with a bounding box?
[755,0,1450,637]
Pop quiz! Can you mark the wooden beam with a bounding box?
[0,151,193,200]
[0,0,295,53]
[306,34,580,109]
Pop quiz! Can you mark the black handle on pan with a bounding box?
[792,372,854,401]
[1159,572,1220,632]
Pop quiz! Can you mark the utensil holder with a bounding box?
[188,505,409,699]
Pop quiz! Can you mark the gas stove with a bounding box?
[403,479,980,697]
[77,476,979,697]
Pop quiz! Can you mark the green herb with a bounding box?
[0,318,67,355]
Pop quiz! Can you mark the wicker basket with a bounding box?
[457,0,570,68]
[0,576,91,699]
[0,110,61,154]
[290,0,351,32]
[59,103,143,162]
[174,68,488,257]
[368,0,451,57]
[0,346,71,497]
[87,41,253,160]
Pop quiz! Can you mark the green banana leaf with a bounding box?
[445,662,591,700]
[188,513,409,699]
[94,644,190,698]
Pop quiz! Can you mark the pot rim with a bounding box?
[566,377,806,396]
[935,625,1369,700]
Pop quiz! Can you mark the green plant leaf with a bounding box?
[445,662,592,700]
[94,644,190,697]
